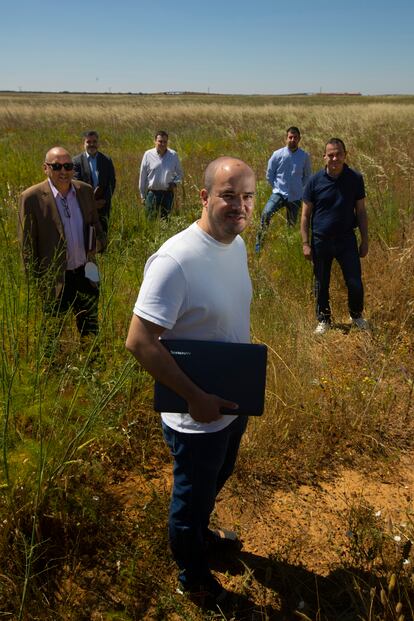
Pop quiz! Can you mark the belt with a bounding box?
[66,264,85,274]
[148,189,172,194]
[312,230,355,241]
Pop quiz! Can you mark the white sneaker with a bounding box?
[351,317,369,331]
[314,321,330,335]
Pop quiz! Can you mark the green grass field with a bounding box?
[1,93,414,620]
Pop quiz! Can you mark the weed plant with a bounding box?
[0,93,413,619]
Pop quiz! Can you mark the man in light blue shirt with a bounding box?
[255,126,311,252]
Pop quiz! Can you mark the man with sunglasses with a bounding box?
[18,146,106,341]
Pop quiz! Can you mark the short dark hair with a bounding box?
[325,137,346,153]
[155,130,168,139]
[286,126,300,136]
[83,130,99,140]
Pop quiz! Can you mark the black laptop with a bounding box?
[154,339,267,416]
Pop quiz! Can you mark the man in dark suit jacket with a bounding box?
[73,130,116,234]
[18,146,106,339]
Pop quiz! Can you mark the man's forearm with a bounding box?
[126,316,203,404]
[126,315,237,422]
[300,201,313,260]
[138,178,146,199]
[300,213,311,244]
[357,209,368,243]
[356,204,369,257]
[138,160,147,198]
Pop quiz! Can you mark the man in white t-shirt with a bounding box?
[126,157,256,607]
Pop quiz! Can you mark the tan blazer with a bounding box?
[18,179,106,298]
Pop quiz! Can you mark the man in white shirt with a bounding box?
[126,157,256,608]
[138,130,183,219]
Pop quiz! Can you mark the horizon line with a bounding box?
[2,89,413,97]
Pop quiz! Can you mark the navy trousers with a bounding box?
[312,231,364,322]
[162,415,248,587]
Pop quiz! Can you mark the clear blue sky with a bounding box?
[1,0,413,95]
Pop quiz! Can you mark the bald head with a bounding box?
[43,146,74,195]
[199,156,256,243]
[45,146,71,162]
[204,157,255,193]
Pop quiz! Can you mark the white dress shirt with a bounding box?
[139,148,183,198]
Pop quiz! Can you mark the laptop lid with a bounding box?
[154,339,267,416]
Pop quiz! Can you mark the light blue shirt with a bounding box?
[87,154,99,187]
[266,146,311,202]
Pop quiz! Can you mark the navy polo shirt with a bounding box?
[303,164,365,238]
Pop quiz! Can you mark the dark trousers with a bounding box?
[312,231,364,322]
[145,190,174,219]
[98,201,111,235]
[162,415,248,587]
[47,266,99,337]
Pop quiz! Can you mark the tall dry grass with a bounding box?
[0,93,414,619]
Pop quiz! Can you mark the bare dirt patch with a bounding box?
[215,451,414,576]
[97,450,414,620]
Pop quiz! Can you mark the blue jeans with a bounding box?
[312,231,364,322]
[162,415,248,587]
[145,190,174,219]
[256,193,301,250]
[262,192,301,227]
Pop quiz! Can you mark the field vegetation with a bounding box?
[0,93,414,620]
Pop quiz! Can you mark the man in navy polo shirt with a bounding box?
[301,138,369,334]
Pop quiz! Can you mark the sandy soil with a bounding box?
[107,450,414,620]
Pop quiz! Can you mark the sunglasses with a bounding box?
[45,162,74,171]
